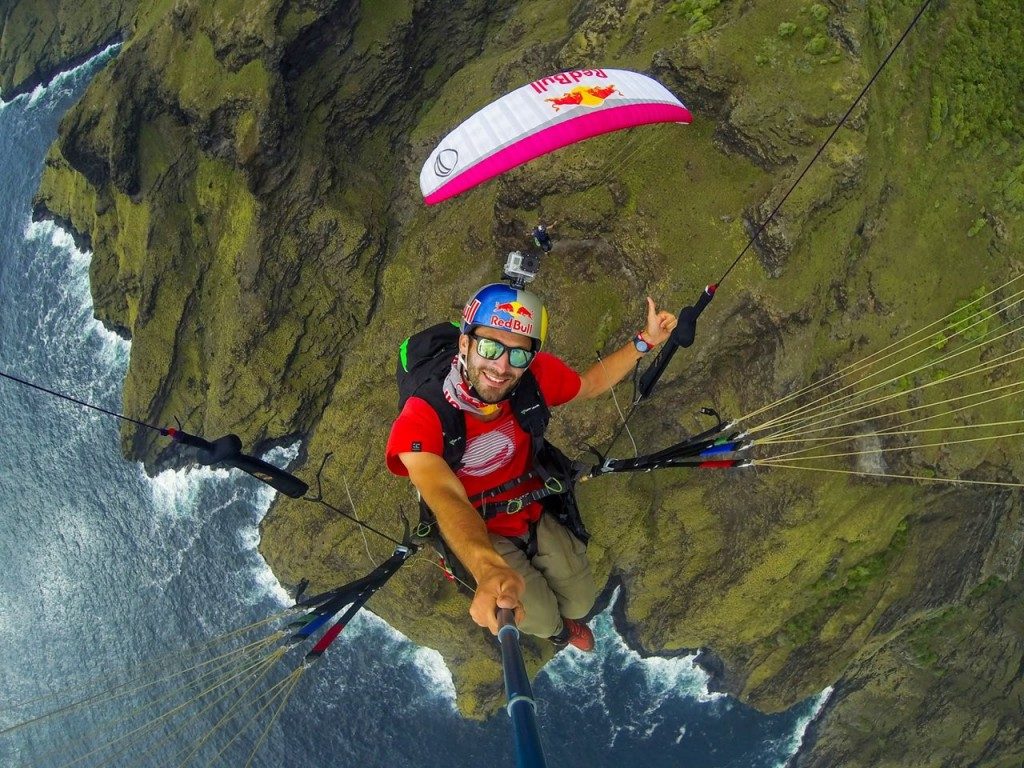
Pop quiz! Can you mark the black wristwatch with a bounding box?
[633,331,653,354]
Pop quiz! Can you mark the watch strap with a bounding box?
[633,331,652,353]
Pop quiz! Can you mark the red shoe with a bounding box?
[553,617,595,653]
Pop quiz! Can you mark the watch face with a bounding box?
[634,336,651,352]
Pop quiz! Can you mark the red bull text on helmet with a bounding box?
[490,300,535,336]
[461,284,548,348]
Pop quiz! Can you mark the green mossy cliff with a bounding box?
[0,0,137,98]
[9,0,1023,763]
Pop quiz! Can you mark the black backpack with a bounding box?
[396,322,590,589]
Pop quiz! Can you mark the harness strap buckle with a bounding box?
[504,498,524,515]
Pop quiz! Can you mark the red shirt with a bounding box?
[385,352,582,536]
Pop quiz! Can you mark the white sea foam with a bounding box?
[138,464,234,590]
[356,610,458,708]
[538,587,723,747]
[23,44,121,110]
[539,589,831,757]
[22,219,130,387]
[237,520,291,608]
[148,463,229,518]
[774,685,833,767]
[0,42,118,110]
[541,587,722,701]
[236,442,302,607]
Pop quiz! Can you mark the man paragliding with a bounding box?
[387,283,677,650]
[532,221,556,254]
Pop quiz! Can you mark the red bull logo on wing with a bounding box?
[545,84,620,112]
[529,69,608,94]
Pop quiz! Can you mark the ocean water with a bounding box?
[0,49,826,767]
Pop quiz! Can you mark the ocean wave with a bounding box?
[236,441,302,607]
[20,44,122,111]
[774,686,833,768]
[148,463,231,520]
[0,42,118,112]
[354,611,458,708]
[139,464,237,591]
[537,587,723,748]
[540,587,721,703]
[237,521,291,608]
[19,219,130,407]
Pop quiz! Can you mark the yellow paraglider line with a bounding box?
[754,382,1024,460]
[740,275,1024,426]
[752,461,1024,489]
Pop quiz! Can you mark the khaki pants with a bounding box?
[490,512,596,639]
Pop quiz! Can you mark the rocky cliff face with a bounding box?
[8,0,1023,763]
[0,0,136,98]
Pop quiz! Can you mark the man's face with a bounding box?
[459,327,533,403]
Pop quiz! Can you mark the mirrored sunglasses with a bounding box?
[470,334,535,369]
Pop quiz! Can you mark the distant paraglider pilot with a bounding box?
[532,221,555,253]
[387,283,677,651]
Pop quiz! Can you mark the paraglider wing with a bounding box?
[420,68,692,205]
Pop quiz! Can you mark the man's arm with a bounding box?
[399,451,525,634]
[575,297,677,401]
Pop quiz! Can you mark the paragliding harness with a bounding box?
[397,322,590,592]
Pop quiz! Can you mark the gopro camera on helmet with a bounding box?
[503,250,541,289]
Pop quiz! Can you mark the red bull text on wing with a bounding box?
[530,69,608,94]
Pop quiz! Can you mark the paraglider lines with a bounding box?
[749,463,1024,490]
[716,0,935,288]
[201,669,304,767]
[738,277,1024,488]
[118,654,293,768]
[756,382,1024,459]
[754,332,1024,441]
[43,644,284,768]
[2,544,415,767]
[93,648,286,768]
[242,668,305,768]
[0,608,293,722]
[0,631,283,741]
[740,273,1024,425]
[169,647,288,767]
[745,279,1024,432]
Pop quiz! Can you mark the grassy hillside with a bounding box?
[7,0,1022,762]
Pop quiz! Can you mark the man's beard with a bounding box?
[465,358,519,403]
